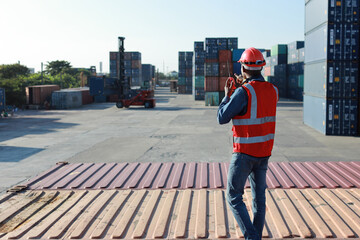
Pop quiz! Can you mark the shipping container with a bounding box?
[232,49,245,62]
[299,48,305,62]
[287,41,305,51]
[51,90,82,109]
[131,52,141,60]
[305,22,359,63]
[219,77,229,91]
[217,38,228,50]
[305,0,359,34]
[178,77,186,86]
[287,88,303,101]
[227,38,238,50]
[194,76,205,88]
[131,60,141,69]
[304,61,358,98]
[124,52,132,60]
[205,92,221,106]
[205,77,219,92]
[0,88,5,111]
[262,50,271,58]
[233,62,242,75]
[218,50,232,62]
[94,95,106,102]
[206,45,219,60]
[109,52,118,60]
[194,88,205,100]
[26,85,61,105]
[287,62,304,75]
[205,38,217,46]
[270,54,287,65]
[271,44,287,56]
[304,95,358,136]
[205,62,219,77]
[179,52,186,61]
[219,62,233,77]
[194,41,204,51]
[287,50,300,64]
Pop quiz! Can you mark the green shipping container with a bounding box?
[298,75,304,88]
[178,77,186,85]
[205,91,225,106]
[194,76,205,88]
[271,44,287,56]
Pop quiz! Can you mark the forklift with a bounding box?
[115,37,156,109]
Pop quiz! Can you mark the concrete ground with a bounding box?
[0,87,359,195]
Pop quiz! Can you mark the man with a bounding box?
[217,47,278,240]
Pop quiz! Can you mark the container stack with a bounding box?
[109,51,142,87]
[0,88,5,112]
[193,42,205,100]
[141,64,155,89]
[232,49,245,76]
[265,44,288,98]
[287,41,305,101]
[304,0,359,136]
[204,38,238,106]
[178,51,193,94]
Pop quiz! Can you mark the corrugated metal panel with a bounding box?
[0,188,359,239]
[23,161,360,191]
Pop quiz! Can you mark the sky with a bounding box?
[0,0,305,74]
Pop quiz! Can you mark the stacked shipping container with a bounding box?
[263,44,288,98]
[193,42,205,100]
[178,51,193,94]
[141,64,155,89]
[304,0,359,136]
[109,51,142,87]
[287,41,305,101]
[0,88,5,112]
[204,38,238,106]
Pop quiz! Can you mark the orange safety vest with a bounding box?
[232,80,278,157]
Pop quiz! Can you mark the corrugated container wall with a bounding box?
[51,90,83,109]
[25,85,61,105]
[303,0,359,136]
[178,51,193,94]
[0,88,5,111]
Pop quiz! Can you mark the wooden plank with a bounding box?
[185,162,196,188]
[111,163,139,188]
[170,163,185,188]
[69,190,116,239]
[69,163,106,189]
[27,191,88,239]
[48,191,103,239]
[274,189,312,238]
[7,191,73,239]
[111,190,147,238]
[290,162,324,189]
[96,163,128,189]
[290,189,333,238]
[195,189,207,238]
[141,162,162,188]
[174,190,192,238]
[269,163,295,188]
[338,162,360,179]
[303,162,339,188]
[90,190,131,239]
[214,191,227,238]
[265,190,291,238]
[200,163,208,188]
[41,163,83,189]
[25,163,65,188]
[336,188,360,213]
[132,190,161,238]
[278,162,309,188]
[155,163,173,188]
[54,163,95,189]
[321,189,360,234]
[305,189,355,238]
[82,163,117,189]
[327,162,360,188]
[213,163,223,188]
[266,167,281,188]
[0,191,43,225]
[314,162,354,188]
[127,162,151,188]
[153,190,177,238]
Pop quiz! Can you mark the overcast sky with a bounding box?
[0,0,304,73]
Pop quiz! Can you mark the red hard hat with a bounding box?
[238,47,266,70]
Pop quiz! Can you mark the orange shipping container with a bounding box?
[205,77,219,92]
[218,50,232,62]
[264,66,271,76]
[219,62,233,77]
[219,77,229,91]
[26,85,60,105]
[132,60,141,68]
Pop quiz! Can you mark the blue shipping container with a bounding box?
[89,77,104,96]
[0,88,5,111]
[233,62,242,75]
[232,49,245,62]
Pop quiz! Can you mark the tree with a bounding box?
[45,60,72,76]
[0,64,29,79]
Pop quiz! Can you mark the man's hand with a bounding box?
[234,73,244,86]
[225,77,234,97]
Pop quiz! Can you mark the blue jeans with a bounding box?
[226,153,269,240]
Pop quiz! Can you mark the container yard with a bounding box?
[1,1,360,240]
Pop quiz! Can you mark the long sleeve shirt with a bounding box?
[217,75,265,125]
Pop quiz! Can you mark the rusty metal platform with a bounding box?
[0,188,359,239]
[23,161,360,190]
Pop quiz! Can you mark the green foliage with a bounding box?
[45,60,72,76]
[0,64,29,79]
[0,61,84,107]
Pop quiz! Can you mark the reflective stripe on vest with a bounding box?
[247,84,257,119]
[273,85,279,101]
[232,116,276,125]
[234,133,275,144]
